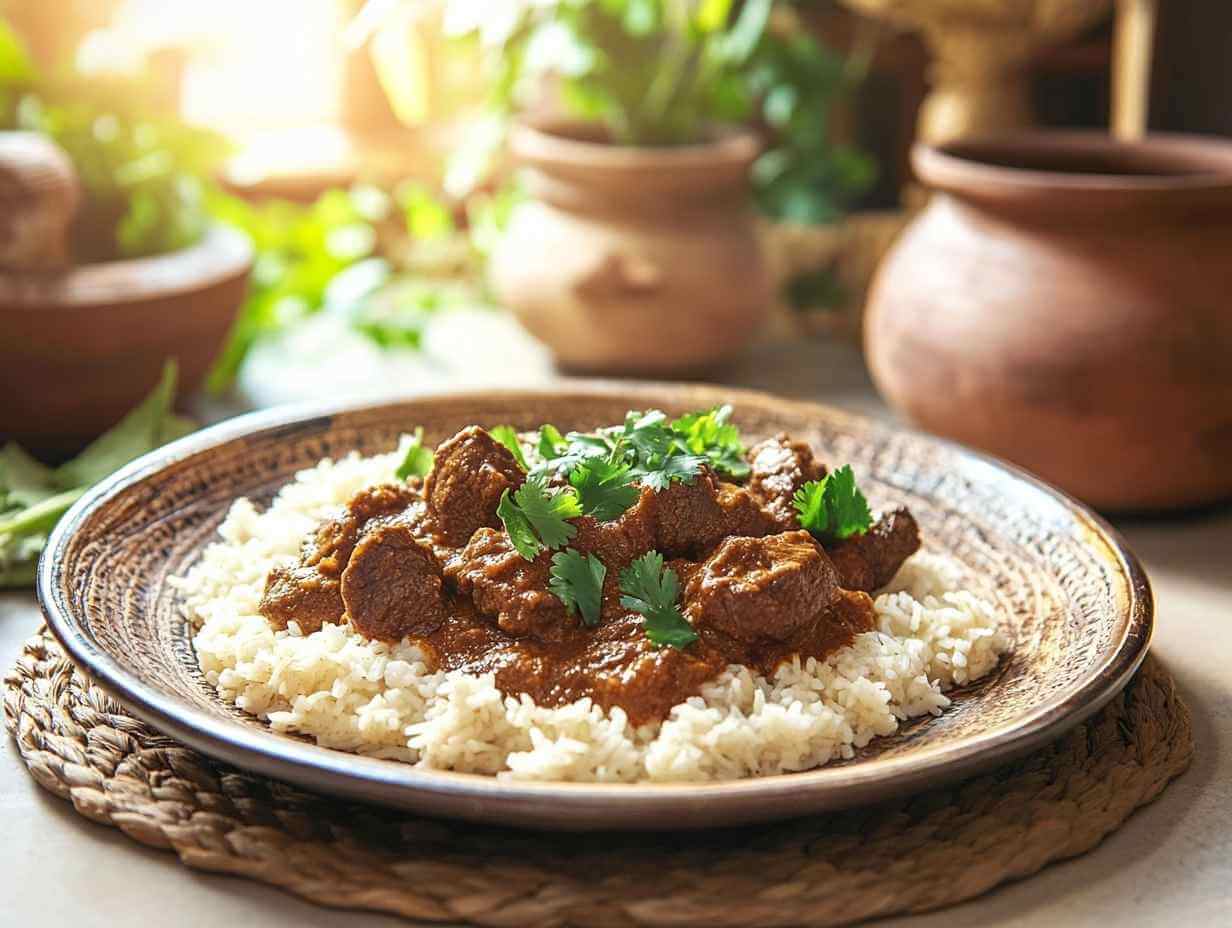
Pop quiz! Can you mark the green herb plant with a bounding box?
[428,0,873,222]
[0,363,194,587]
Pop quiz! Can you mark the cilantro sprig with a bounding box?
[619,551,698,649]
[497,472,582,560]
[568,457,640,521]
[394,427,434,480]
[669,405,750,480]
[792,465,873,544]
[488,425,529,471]
[548,549,606,627]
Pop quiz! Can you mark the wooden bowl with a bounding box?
[37,383,1152,831]
[0,225,252,453]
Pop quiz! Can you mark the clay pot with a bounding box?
[866,132,1232,511]
[490,121,773,375]
[0,226,252,453]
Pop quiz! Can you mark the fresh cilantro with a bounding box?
[606,409,706,491]
[537,424,567,460]
[548,548,606,626]
[670,404,750,480]
[792,464,873,543]
[394,428,433,480]
[633,452,706,492]
[618,551,698,649]
[496,472,582,560]
[488,425,528,470]
[568,457,639,520]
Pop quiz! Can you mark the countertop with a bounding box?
[3,338,1230,927]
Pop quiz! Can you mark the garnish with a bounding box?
[496,472,582,560]
[670,404,750,480]
[568,457,640,521]
[488,425,528,470]
[607,410,706,491]
[619,551,698,649]
[394,428,433,480]
[536,423,568,460]
[548,548,606,627]
[792,464,873,543]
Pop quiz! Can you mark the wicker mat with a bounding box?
[6,627,1192,928]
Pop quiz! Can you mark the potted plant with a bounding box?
[363,0,870,374]
[0,24,252,450]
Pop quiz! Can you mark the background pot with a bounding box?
[0,225,252,453]
[490,122,773,375]
[865,132,1232,511]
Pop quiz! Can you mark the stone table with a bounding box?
[3,338,1229,927]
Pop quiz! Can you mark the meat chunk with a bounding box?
[716,481,780,539]
[571,485,657,573]
[341,522,446,641]
[683,530,843,642]
[425,426,525,546]
[652,469,731,558]
[259,564,348,634]
[258,482,419,633]
[450,528,570,641]
[826,507,921,592]
[747,434,828,529]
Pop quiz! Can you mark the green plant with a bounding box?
[428,0,873,221]
[0,18,229,261]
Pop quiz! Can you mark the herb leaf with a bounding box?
[792,464,873,543]
[394,428,434,480]
[497,472,582,560]
[537,424,568,461]
[619,551,698,649]
[568,457,640,521]
[548,548,606,626]
[670,404,750,480]
[489,425,528,471]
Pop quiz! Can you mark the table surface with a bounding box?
[4,338,1230,927]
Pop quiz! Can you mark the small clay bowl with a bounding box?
[0,225,252,453]
[38,383,1152,831]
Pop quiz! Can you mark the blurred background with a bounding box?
[1,0,1230,582]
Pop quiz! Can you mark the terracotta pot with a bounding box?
[866,132,1232,511]
[490,121,773,375]
[0,225,252,453]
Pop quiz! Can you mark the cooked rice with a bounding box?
[173,439,1009,783]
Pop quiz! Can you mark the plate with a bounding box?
[39,383,1152,830]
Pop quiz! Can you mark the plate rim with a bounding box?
[37,382,1153,830]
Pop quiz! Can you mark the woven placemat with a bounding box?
[6,627,1192,927]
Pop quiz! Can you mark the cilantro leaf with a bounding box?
[618,551,698,649]
[489,425,528,471]
[537,424,567,460]
[394,428,433,480]
[497,472,582,560]
[670,405,750,480]
[568,457,639,521]
[792,464,873,543]
[497,488,543,560]
[548,548,606,626]
[632,452,706,491]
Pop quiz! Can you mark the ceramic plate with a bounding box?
[39,383,1152,830]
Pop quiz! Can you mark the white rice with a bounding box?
[173,439,1009,783]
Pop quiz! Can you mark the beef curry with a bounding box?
[259,414,920,726]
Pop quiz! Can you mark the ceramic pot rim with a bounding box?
[0,224,253,310]
[914,131,1232,210]
[510,119,761,175]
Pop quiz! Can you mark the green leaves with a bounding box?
[394,428,433,480]
[488,425,529,471]
[0,362,192,588]
[669,404,749,480]
[793,465,873,544]
[608,410,706,492]
[497,473,582,560]
[548,549,606,627]
[619,551,698,649]
[568,457,639,521]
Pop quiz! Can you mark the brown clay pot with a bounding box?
[489,121,773,375]
[0,226,252,453]
[865,132,1232,511]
